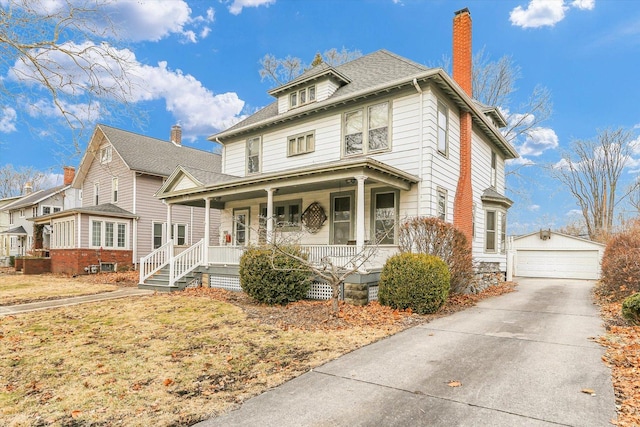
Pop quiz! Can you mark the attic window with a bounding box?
[100,146,112,164]
[290,85,316,108]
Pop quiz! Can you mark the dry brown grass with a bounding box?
[0,272,119,305]
[0,281,517,426]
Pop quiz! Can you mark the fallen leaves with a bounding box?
[447,380,462,387]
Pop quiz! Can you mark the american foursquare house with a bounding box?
[140,8,518,300]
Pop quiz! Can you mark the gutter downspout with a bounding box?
[412,78,424,215]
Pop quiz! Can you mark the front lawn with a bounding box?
[0,272,122,305]
[0,282,515,426]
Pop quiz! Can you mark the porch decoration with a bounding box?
[301,202,327,233]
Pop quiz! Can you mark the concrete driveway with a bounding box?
[195,278,616,426]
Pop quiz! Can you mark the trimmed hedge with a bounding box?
[622,293,640,325]
[239,245,312,305]
[378,252,450,314]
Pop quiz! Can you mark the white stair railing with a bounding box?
[169,239,205,287]
[139,240,173,283]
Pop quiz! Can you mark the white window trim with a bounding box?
[112,177,118,203]
[259,199,302,233]
[289,85,316,109]
[8,212,14,225]
[100,145,112,164]
[437,101,449,157]
[490,151,497,188]
[89,216,129,249]
[19,209,25,218]
[343,100,391,157]
[287,131,315,157]
[436,188,447,222]
[371,188,399,245]
[246,136,262,174]
[173,223,188,246]
[152,221,165,250]
[94,182,99,206]
[52,218,75,249]
[485,209,497,253]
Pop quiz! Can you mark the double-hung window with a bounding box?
[259,200,302,237]
[490,151,497,187]
[437,101,448,156]
[437,188,447,221]
[90,218,128,249]
[485,210,496,252]
[112,177,118,203]
[372,190,398,244]
[174,224,187,246]
[246,136,261,174]
[344,101,390,156]
[500,212,507,254]
[288,132,315,156]
[42,206,51,216]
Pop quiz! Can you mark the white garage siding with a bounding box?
[515,249,601,280]
[510,231,605,280]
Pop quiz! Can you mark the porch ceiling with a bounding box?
[164,158,420,208]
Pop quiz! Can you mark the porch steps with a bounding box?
[138,265,197,292]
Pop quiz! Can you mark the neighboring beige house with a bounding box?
[33,124,222,275]
[143,8,518,296]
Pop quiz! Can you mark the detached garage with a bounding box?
[510,231,605,280]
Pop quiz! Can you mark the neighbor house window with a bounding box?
[90,218,128,249]
[490,151,497,187]
[100,146,112,164]
[53,207,61,213]
[52,218,75,249]
[112,177,118,203]
[153,222,164,249]
[485,210,496,252]
[94,183,99,205]
[344,101,390,156]
[246,136,261,174]
[438,101,448,156]
[9,212,14,225]
[289,85,316,109]
[437,188,447,221]
[32,207,38,217]
[42,206,51,215]
[173,224,187,246]
[372,190,398,244]
[20,209,25,218]
[288,131,315,156]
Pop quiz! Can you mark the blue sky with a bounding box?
[0,0,639,234]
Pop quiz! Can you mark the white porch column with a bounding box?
[265,187,275,244]
[355,175,367,253]
[165,202,172,244]
[203,197,211,264]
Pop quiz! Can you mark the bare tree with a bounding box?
[1,0,139,150]
[258,48,362,87]
[0,164,48,198]
[471,48,552,151]
[549,128,640,241]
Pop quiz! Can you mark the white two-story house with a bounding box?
[145,8,517,297]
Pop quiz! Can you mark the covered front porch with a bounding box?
[141,158,419,294]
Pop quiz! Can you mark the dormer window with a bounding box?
[289,85,316,109]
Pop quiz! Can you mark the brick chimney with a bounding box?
[63,166,76,186]
[171,124,182,146]
[452,7,474,244]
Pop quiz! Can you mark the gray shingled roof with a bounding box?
[180,166,239,186]
[481,187,513,207]
[32,203,138,223]
[98,125,221,177]
[218,50,430,135]
[4,185,67,210]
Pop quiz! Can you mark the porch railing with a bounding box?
[205,244,399,269]
[169,239,204,287]
[139,239,173,283]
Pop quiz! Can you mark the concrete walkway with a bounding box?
[196,278,616,427]
[0,288,153,316]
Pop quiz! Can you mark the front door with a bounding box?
[233,209,249,246]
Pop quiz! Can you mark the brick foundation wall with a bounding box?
[23,258,52,275]
[50,248,133,275]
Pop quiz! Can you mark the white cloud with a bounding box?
[510,0,595,28]
[518,127,559,156]
[571,0,595,10]
[10,42,245,136]
[565,209,582,217]
[228,0,276,15]
[507,156,535,167]
[553,158,570,170]
[528,204,540,212]
[0,107,17,133]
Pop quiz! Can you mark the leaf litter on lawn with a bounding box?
[0,281,516,426]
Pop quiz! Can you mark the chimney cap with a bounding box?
[454,7,470,16]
